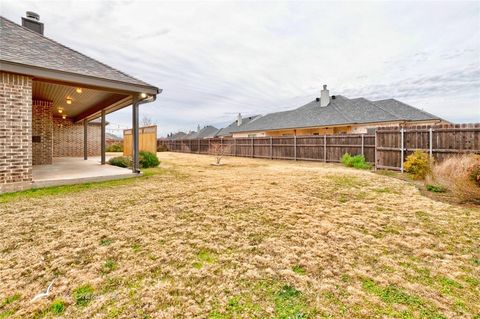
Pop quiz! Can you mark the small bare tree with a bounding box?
[209,142,231,165]
[141,115,155,127]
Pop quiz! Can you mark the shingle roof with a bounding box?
[168,132,187,140]
[0,16,156,89]
[215,115,261,137]
[196,126,219,139]
[236,95,442,132]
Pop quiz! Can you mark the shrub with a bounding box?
[157,144,168,152]
[430,154,480,203]
[108,156,131,168]
[426,184,446,193]
[106,143,123,152]
[403,150,431,180]
[139,151,160,168]
[341,153,371,170]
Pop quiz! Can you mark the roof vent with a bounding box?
[22,11,44,35]
[332,95,336,99]
[315,97,320,102]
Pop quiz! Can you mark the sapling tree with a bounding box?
[209,142,231,165]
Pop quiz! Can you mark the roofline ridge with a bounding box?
[1,16,156,89]
[370,99,402,120]
[389,98,444,120]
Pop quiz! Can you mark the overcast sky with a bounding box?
[3,0,480,136]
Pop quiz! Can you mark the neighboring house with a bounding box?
[105,132,122,147]
[196,125,219,139]
[0,12,160,192]
[215,113,262,138]
[167,131,187,140]
[231,85,446,137]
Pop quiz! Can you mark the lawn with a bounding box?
[0,152,479,318]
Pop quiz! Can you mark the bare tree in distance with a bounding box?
[209,142,231,165]
[141,115,155,127]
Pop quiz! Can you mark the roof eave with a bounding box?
[0,60,160,95]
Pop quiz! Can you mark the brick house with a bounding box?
[0,12,160,193]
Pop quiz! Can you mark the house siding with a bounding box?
[32,100,53,165]
[53,117,101,157]
[0,72,33,193]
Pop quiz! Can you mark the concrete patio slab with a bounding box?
[32,157,138,188]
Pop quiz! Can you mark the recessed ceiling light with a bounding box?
[76,88,83,93]
[66,98,72,104]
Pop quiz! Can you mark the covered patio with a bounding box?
[0,13,161,193]
[32,156,137,188]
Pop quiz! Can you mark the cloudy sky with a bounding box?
[3,0,480,136]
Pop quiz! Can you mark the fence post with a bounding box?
[251,137,254,158]
[400,128,404,173]
[198,139,200,154]
[361,134,364,156]
[234,138,237,156]
[270,137,273,160]
[189,139,192,153]
[429,127,433,158]
[208,138,210,154]
[294,135,297,161]
[323,134,327,162]
[374,130,378,171]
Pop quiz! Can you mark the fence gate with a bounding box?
[123,125,157,156]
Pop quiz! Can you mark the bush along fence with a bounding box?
[158,123,479,171]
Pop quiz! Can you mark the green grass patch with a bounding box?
[0,310,14,319]
[100,237,113,246]
[194,249,216,268]
[50,299,65,314]
[73,284,95,307]
[0,294,20,308]
[0,167,177,204]
[362,278,445,318]
[426,184,447,193]
[292,265,306,275]
[101,259,118,274]
[209,280,315,318]
[131,243,142,253]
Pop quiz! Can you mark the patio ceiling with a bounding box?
[33,79,132,122]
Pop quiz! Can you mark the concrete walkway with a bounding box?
[32,157,138,188]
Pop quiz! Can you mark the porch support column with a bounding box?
[83,119,88,160]
[101,110,106,165]
[132,95,140,173]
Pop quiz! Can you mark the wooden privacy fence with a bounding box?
[159,124,480,171]
[375,123,480,171]
[124,125,157,156]
[160,134,376,163]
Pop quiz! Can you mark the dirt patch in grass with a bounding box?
[0,152,479,318]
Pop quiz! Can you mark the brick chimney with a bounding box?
[22,11,44,35]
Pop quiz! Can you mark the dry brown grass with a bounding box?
[0,152,479,318]
[429,154,480,203]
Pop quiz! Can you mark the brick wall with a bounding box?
[0,72,33,193]
[53,117,101,157]
[32,100,53,165]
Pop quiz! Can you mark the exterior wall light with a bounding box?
[76,88,83,93]
[66,98,72,104]
[58,109,63,113]
[140,93,147,98]
[62,115,67,119]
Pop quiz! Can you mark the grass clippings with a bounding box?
[0,152,479,318]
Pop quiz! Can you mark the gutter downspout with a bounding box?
[132,94,157,173]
